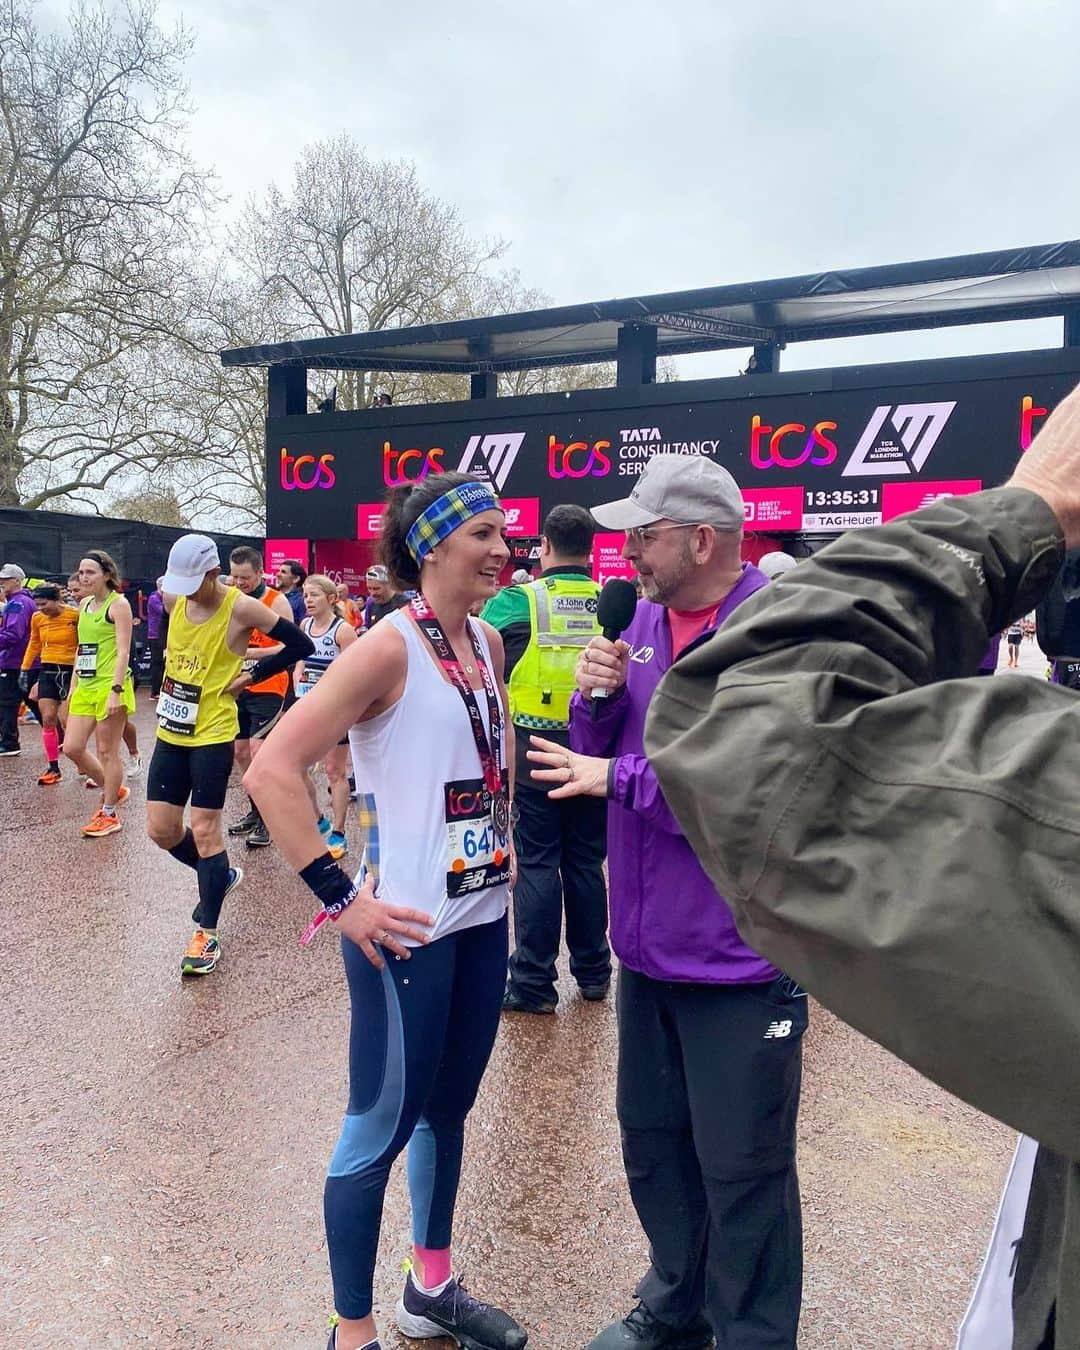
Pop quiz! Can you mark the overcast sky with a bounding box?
[142,1,1080,374]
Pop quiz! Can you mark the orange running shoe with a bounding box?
[180,928,221,976]
[37,769,62,785]
[82,809,121,838]
[115,784,131,806]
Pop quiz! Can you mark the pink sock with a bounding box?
[413,1244,451,1289]
[42,727,59,762]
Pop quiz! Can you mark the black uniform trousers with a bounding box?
[0,667,24,751]
[616,966,807,1349]
[507,778,611,1006]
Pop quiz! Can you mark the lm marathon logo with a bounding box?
[841,402,957,478]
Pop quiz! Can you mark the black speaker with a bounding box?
[1035,549,1080,657]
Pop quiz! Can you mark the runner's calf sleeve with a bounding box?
[42,726,60,762]
[299,854,358,918]
[247,618,315,685]
[193,850,231,930]
[168,827,200,871]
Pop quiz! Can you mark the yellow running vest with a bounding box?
[157,586,244,746]
[508,576,602,728]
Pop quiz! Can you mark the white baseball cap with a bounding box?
[758,551,798,580]
[162,534,221,596]
[591,454,744,532]
[0,563,27,582]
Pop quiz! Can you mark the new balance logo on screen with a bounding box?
[841,402,957,478]
[458,432,526,490]
[763,1020,793,1040]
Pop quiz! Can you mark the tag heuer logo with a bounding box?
[841,402,956,478]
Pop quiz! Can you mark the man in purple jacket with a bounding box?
[529,456,806,1350]
[0,562,36,754]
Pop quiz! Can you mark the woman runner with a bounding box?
[63,551,136,836]
[296,574,358,859]
[247,473,527,1350]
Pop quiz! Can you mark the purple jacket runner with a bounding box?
[0,588,35,670]
[570,563,777,984]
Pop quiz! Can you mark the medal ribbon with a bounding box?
[409,594,504,802]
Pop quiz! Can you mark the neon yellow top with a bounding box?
[74,594,130,687]
[156,586,244,747]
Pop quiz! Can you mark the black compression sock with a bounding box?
[168,828,200,871]
[193,850,231,929]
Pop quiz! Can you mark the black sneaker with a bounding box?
[396,1271,527,1349]
[585,1302,713,1350]
[228,808,259,836]
[246,820,271,848]
[325,1324,380,1350]
[579,980,611,1002]
[501,987,555,1016]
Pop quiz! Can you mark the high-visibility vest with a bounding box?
[508,575,601,729]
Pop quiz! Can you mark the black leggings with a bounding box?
[324,912,508,1319]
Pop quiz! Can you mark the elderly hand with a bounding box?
[1010,379,1080,548]
[528,736,610,800]
[575,636,630,699]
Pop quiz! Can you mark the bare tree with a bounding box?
[108,479,189,527]
[233,134,505,411]
[0,0,213,507]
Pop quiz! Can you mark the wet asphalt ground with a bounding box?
[2,642,1045,1348]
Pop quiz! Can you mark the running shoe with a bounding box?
[0,747,20,756]
[228,807,260,835]
[37,769,62,785]
[180,928,220,976]
[81,809,121,838]
[326,831,348,859]
[224,865,244,899]
[583,1302,714,1350]
[85,775,98,789]
[114,784,131,806]
[325,1322,380,1350]
[246,820,271,848]
[125,754,143,778]
[317,814,332,836]
[397,1270,527,1349]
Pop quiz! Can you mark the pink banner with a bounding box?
[265,538,309,574]
[742,486,804,531]
[356,503,385,541]
[313,538,378,591]
[591,533,637,586]
[881,479,982,522]
[500,497,539,538]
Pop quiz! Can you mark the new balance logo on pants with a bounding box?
[763,1019,793,1040]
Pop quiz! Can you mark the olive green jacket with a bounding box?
[646,488,1080,1342]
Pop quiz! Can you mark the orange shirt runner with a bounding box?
[21,607,79,668]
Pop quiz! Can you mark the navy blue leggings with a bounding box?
[324,913,508,1319]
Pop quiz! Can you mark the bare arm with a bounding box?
[244,621,406,871]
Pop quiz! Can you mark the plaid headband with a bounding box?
[405,482,501,564]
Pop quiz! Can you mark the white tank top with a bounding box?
[348,607,510,944]
[298,615,343,694]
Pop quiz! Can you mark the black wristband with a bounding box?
[298,853,358,917]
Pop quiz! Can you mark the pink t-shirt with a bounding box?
[667,603,721,659]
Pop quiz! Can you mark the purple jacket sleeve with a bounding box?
[609,753,685,835]
[569,687,628,755]
[0,595,32,668]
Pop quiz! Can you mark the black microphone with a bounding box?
[591,578,638,719]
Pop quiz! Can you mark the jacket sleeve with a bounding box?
[569,686,629,755]
[609,753,685,834]
[645,487,1080,1160]
[0,597,32,667]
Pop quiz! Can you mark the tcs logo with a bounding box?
[548,435,611,479]
[749,415,838,470]
[279,447,336,491]
[447,786,486,818]
[383,441,445,486]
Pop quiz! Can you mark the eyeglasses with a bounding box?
[624,522,699,547]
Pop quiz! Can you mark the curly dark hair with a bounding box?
[380,471,496,588]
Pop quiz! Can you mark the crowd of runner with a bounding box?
[2,403,1077,1350]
